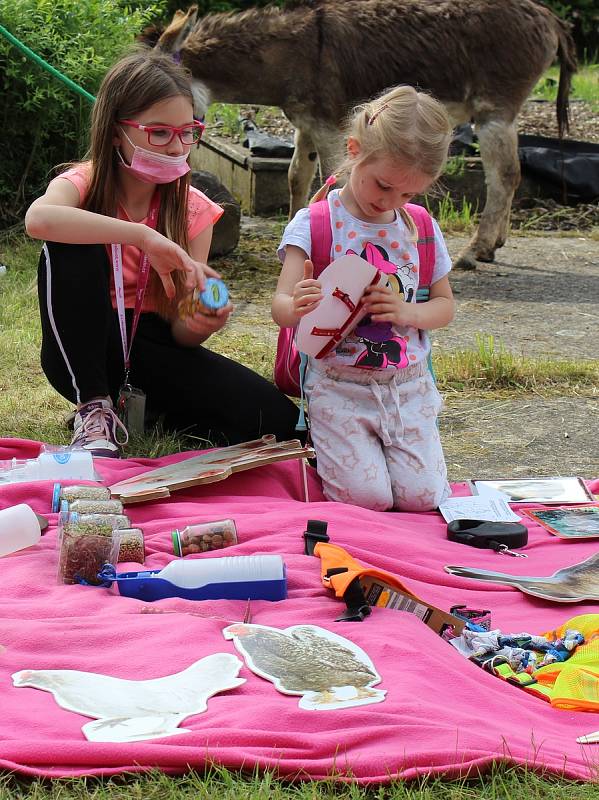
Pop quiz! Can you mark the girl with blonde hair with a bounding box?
[27,49,299,456]
[272,85,455,511]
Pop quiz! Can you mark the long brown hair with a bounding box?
[80,48,195,314]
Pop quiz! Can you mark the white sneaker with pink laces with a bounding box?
[71,399,129,458]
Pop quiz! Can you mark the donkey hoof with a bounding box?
[453,253,478,271]
[474,250,496,263]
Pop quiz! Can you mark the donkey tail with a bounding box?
[555,17,578,138]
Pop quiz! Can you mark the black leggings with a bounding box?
[38,241,300,445]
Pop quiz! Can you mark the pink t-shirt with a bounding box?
[52,163,223,312]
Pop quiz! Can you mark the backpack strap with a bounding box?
[309,199,332,277]
[405,203,435,297]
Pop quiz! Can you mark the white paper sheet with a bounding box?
[439,496,522,523]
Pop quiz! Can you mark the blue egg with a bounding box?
[194,278,229,310]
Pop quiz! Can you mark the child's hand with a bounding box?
[142,228,220,299]
[363,285,417,327]
[292,259,322,317]
[182,302,234,337]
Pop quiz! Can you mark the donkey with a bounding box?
[156,0,577,270]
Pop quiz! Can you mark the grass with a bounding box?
[424,193,477,233]
[2,227,598,795]
[434,334,599,394]
[1,232,597,450]
[533,62,599,110]
[2,762,599,800]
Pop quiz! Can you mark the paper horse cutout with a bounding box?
[12,653,245,742]
[296,254,384,358]
[223,622,385,710]
[109,434,315,504]
[445,552,599,602]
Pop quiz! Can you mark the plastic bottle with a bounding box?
[0,504,42,557]
[153,554,284,589]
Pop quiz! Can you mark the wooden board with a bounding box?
[109,435,315,505]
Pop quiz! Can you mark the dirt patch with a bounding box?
[215,219,599,483]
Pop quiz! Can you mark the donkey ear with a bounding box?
[157,5,198,52]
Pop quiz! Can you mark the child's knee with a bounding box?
[393,478,450,512]
[323,482,393,512]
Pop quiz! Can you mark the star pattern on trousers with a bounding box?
[414,488,437,507]
[341,418,359,436]
[403,426,423,445]
[318,436,333,452]
[335,487,354,504]
[419,403,438,419]
[322,462,338,481]
[393,483,410,503]
[405,452,425,472]
[364,463,379,482]
[320,406,335,423]
[341,452,360,469]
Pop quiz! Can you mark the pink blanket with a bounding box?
[1,437,598,782]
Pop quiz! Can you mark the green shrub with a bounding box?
[0,0,165,228]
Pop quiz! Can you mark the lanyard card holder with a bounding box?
[118,384,146,435]
[447,519,528,557]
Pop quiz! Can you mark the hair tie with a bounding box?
[367,104,388,126]
[325,175,337,187]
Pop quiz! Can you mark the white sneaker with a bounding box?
[71,399,129,458]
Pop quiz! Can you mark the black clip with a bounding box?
[335,576,371,622]
[303,519,330,555]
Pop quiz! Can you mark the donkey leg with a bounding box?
[288,127,319,219]
[455,119,520,271]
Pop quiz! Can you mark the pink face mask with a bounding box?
[117,129,191,184]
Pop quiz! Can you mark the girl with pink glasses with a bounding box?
[26,49,299,457]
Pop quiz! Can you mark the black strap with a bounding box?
[303,519,330,555]
[335,576,371,622]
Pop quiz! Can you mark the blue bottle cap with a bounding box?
[196,278,229,310]
[52,483,62,513]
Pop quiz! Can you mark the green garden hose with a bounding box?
[0,23,96,104]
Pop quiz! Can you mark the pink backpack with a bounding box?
[273,200,436,398]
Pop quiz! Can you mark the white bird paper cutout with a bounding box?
[223,623,385,710]
[12,653,245,742]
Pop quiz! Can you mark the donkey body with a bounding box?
[158,0,576,269]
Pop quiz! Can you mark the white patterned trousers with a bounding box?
[304,361,450,512]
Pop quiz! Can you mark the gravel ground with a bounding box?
[211,93,599,483]
[217,219,599,484]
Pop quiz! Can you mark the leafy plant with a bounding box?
[205,102,243,137]
[425,192,477,233]
[0,0,165,227]
[443,155,467,178]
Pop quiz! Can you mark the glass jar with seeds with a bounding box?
[52,483,110,512]
[57,520,120,585]
[75,513,131,530]
[68,498,124,515]
[117,528,145,563]
[172,518,238,556]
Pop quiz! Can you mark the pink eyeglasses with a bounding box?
[118,119,205,146]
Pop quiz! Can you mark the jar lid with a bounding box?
[171,530,182,557]
[196,278,229,310]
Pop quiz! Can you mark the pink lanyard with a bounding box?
[111,193,160,381]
